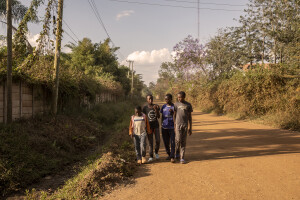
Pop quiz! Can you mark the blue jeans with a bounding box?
[134,132,147,160]
[162,128,175,158]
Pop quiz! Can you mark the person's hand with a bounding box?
[153,105,159,111]
[188,128,192,136]
[130,134,134,139]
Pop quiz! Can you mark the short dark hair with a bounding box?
[178,91,186,98]
[146,94,153,99]
[165,93,172,100]
[135,105,142,111]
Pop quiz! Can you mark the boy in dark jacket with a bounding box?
[143,94,160,162]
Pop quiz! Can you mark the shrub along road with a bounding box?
[103,108,300,200]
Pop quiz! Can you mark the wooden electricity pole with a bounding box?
[6,0,12,123]
[52,0,64,114]
[126,60,131,78]
[131,61,134,97]
[126,60,134,97]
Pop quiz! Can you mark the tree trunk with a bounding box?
[6,0,12,124]
[262,36,265,65]
[52,0,64,114]
[274,40,277,64]
[280,46,283,63]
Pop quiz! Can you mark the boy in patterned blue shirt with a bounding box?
[160,94,176,163]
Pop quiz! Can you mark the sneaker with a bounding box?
[155,154,159,159]
[137,159,142,164]
[142,157,147,164]
[148,157,154,162]
[170,158,175,163]
[180,159,185,164]
[165,156,171,160]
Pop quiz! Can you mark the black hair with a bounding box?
[165,93,173,100]
[135,105,142,111]
[178,91,186,98]
[146,94,153,99]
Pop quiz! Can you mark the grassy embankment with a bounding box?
[0,99,142,198]
[189,67,300,131]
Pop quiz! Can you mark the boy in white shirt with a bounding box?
[129,106,152,164]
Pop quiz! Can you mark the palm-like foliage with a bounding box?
[0,0,27,22]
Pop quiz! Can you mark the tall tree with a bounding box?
[6,0,12,123]
[52,0,64,114]
[0,0,27,21]
[173,35,207,80]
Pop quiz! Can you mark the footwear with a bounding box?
[155,154,160,159]
[148,157,154,162]
[142,157,147,164]
[166,156,171,160]
[170,158,175,163]
[180,159,186,164]
[137,160,142,164]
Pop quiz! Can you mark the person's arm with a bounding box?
[160,106,163,125]
[129,116,134,138]
[188,104,193,135]
[142,106,146,115]
[173,110,177,128]
[188,112,192,136]
[155,104,160,119]
[145,116,152,134]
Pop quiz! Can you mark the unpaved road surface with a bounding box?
[103,109,300,200]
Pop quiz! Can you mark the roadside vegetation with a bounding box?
[0,0,145,198]
[0,99,140,197]
[150,0,299,130]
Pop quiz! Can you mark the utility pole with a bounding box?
[131,61,134,97]
[6,0,12,123]
[52,0,64,114]
[198,0,200,42]
[126,60,131,78]
[126,60,134,97]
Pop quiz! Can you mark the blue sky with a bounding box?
[2,0,249,84]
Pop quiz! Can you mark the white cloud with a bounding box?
[26,33,71,53]
[27,33,40,47]
[116,10,134,21]
[122,48,173,85]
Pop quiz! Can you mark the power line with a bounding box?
[107,0,242,11]
[89,0,111,40]
[162,0,246,7]
[91,0,125,59]
[88,0,125,59]
[62,19,80,41]
[64,30,78,44]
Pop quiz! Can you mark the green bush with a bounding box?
[0,99,141,197]
[190,65,300,130]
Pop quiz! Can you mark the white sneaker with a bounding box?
[148,157,154,162]
[155,154,159,159]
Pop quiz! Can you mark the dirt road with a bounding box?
[103,109,300,200]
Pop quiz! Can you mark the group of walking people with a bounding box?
[129,91,193,164]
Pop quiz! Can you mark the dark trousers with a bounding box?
[162,128,175,158]
[175,124,188,160]
[133,132,147,160]
[147,128,160,158]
